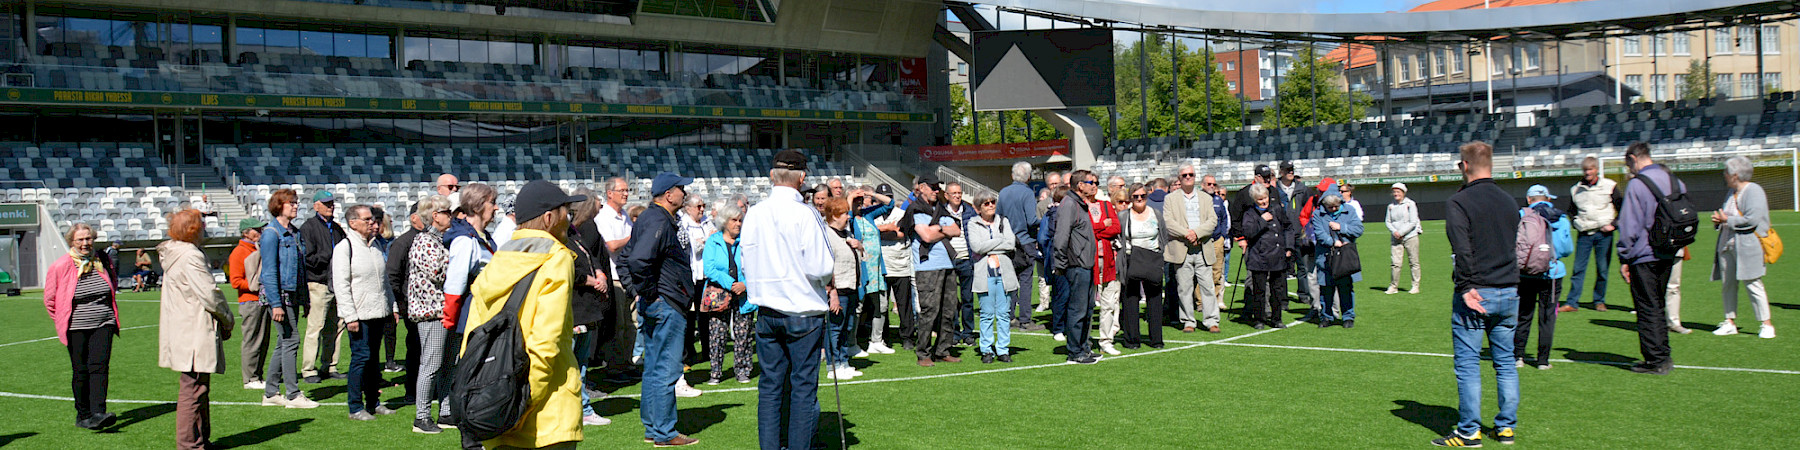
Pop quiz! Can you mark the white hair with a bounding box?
[1725,155,1754,181]
[1011,161,1033,183]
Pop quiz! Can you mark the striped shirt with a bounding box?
[68,271,116,330]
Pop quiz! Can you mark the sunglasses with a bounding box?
[440,184,460,192]
[1080,180,1098,185]
[1131,194,1148,200]
[1180,173,1196,178]
[1205,182,1219,186]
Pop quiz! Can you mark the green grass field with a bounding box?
[4,214,1800,449]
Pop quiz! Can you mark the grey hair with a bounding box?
[1178,163,1195,175]
[713,203,743,222]
[1581,156,1600,170]
[1725,155,1754,181]
[1108,175,1127,185]
[972,191,999,207]
[416,195,452,219]
[1320,195,1344,209]
[1248,183,1269,200]
[348,204,373,221]
[606,177,630,192]
[770,168,805,187]
[1011,161,1033,183]
[684,195,708,208]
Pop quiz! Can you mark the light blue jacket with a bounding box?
[1311,205,1365,285]
[1521,201,1576,280]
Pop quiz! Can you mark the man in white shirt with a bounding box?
[595,177,637,377]
[742,150,836,450]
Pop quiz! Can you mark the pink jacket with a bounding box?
[43,255,121,345]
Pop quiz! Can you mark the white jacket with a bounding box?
[333,227,394,322]
[1385,198,1421,242]
[1569,178,1618,232]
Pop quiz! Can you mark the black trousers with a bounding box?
[401,319,420,395]
[1515,277,1560,363]
[885,276,916,345]
[66,325,115,421]
[1249,270,1289,325]
[1629,259,1675,367]
[600,282,636,371]
[914,270,957,359]
[1121,270,1164,347]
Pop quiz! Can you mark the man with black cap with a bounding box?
[626,172,701,447]
[462,180,589,449]
[743,149,836,450]
[908,173,963,366]
[300,190,347,383]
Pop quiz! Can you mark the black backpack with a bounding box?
[1634,173,1699,258]
[451,269,539,442]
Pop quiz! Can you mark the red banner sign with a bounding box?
[920,139,1069,162]
[899,58,928,100]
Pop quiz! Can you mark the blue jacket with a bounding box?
[999,182,1039,250]
[1521,201,1576,279]
[1311,205,1365,285]
[259,220,303,307]
[1037,204,1059,268]
[702,231,744,307]
[1211,194,1231,240]
[626,204,693,308]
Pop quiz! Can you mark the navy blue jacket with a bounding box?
[625,203,693,309]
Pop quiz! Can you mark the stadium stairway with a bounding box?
[176,164,246,224]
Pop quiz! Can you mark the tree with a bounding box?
[1266,47,1373,129]
[949,81,1064,145]
[1680,60,1718,100]
[1091,35,1243,141]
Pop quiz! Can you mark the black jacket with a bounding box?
[625,204,692,309]
[1229,184,1287,242]
[386,226,422,302]
[1241,205,1293,272]
[1446,178,1521,290]
[569,220,615,326]
[299,215,346,284]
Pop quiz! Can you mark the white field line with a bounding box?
[0,324,159,348]
[1212,342,1800,375]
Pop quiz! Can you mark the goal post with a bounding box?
[1598,147,1798,212]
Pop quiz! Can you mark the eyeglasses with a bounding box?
[979,200,997,206]
[1179,173,1196,178]
[1131,194,1148,200]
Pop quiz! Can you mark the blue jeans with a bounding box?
[1061,267,1094,357]
[979,277,1013,355]
[1451,286,1520,438]
[638,299,687,442]
[574,330,596,417]
[1566,231,1613,307]
[955,259,976,341]
[1319,283,1355,322]
[1012,262,1036,325]
[824,289,858,368]
[756,309,824,450]
[345,317,387,414]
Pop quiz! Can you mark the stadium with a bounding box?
[0,0,1797,448]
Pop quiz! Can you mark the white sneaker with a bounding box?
[854,349,870,359]
[244,380,266,390]
[828,366,859,380]
[582,414,612,426]
[1035,305,1050,313]
[1714,322,1740,336]
[841,365,863,377]
[868,342,894,354]
[1671,324,1693,334]
[1407,287,1420,295]
[1759,326,1776,339]
[1053,333,1066,342]
[674,379,703,398]
[284,392,320,409]
[261,394,288,407]
[1515,359,1525,369]
[1100,343,1121,356]
[1385,287,1399,295]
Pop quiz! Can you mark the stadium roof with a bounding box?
[968,0,1800,42]
[1323,0,1593,68]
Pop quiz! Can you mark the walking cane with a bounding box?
[1228,246,1246,321]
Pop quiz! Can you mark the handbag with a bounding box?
[1760,228,1783,264]
[698,240,739,312]
[1326,224,1361,280]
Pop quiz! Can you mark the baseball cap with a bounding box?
[238,217,267,232]
[874,184,894,196]
[1391,182,1408,193]
[1526,184,1557,199]
[914,173,942,190]
[1254,164,1275,180]
[651,172,695,197]
[773,150,809,171]
[1280,161,1296,175]
[311,191,336,203]
[513,180,587,222]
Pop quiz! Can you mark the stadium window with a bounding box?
[238,28,264,59]
[300,31,333,57]
[1672,32,1691,55]
[264,29,301,56]
[1624,74,1642,97]
[1764,26,1780,54]
[1651,74,1667,101]
[1738,26,1755,54]
[339,34,368,58]
[1717,73,1733,97]
[1622,36,1640,56]
[367,35,391,59]
[1434,48,1446,77]
[1716,28,1733,55]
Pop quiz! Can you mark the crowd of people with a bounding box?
[35,141,1780,448]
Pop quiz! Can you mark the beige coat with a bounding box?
[158,240,234,374]
[1162,188,1219,265]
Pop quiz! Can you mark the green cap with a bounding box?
[311,191,336,203]
[239,217,268,231]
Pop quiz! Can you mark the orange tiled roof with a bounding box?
[1323,0,1594,68]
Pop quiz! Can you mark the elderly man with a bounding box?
[1164,164,1220,333]
[1038,171,1065,216]
[596,177,638,380]
[997,162,1043,331]
[1564,156,1620,312]
[1617,142,1684,375]
[827,177,846,199]
[627,172,701,447]
[942,182,978,346]
[743,150,836,450]
[436,174,460,196]
[909,174,963,366]
[299,190,347,383]
[1054,170,1102,364]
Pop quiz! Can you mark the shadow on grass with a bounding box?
[1773,302,1800,311]
[673,403,744,436]
[105,402,175,432]
[814,411,860,449]
[0,432,38,446]
[1389,400,1457,434]
[308,384,346,401]
[591,396,638,417]
[212,418,312,448]
[1589,319,1640,332]
[1555,347,1637,371]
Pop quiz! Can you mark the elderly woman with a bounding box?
[406,195,455,433]
[966,191,1019,362]
[1311,189,1365,328]
[822,197,864,379]
[566,189,615,426]
[1117,184,1167,349]
[158,210,234,450]
[1242,184,1292,329]
[703,202,755,384]
[335,204,398,420]
[1711,156,1776,339]
[44,223,120,430]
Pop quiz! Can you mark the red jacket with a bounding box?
[1089,200,1121,284]
[228,239,259,304]
[43,254,120,345]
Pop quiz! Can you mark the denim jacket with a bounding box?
[258,220,303,308]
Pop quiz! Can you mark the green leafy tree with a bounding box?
[1094,35,1244,140]
[1266,47,1373,129]
[1680,60,1718,100]
[949,80,1064,145]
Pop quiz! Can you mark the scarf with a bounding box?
[69,249,99,275]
